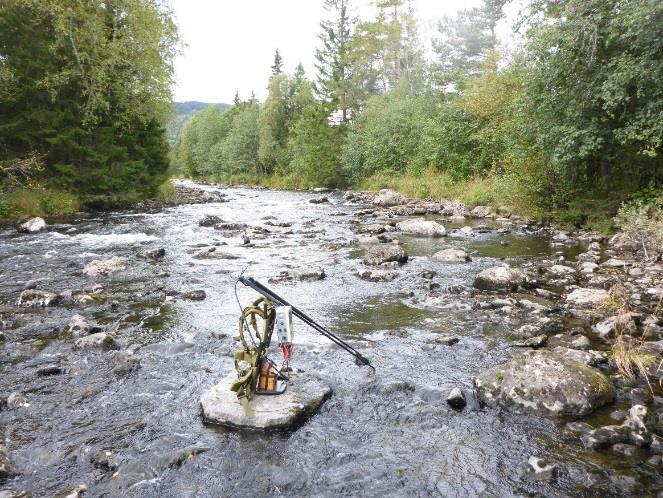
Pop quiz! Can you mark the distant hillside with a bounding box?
[166,101,231,145]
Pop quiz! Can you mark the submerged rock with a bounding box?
[66,314,102,337]
[357,269,397,282]
[396,219,446,237]
[309,196,329,204]
[0,444,19,478]
[581,405,653,450]
[84,257,127,277]
[137,247,165,260]
[182,290,207,301]
[74,332,115,349]
[473,266,525,292]
[17,289,61,307]
[432,248,471,262]
[270,268,326,283]
[17,217,46,233]
[527,456,556,481]
[364,244,408,266]
[474,350,615,417]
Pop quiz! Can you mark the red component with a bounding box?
[280,343,293,361]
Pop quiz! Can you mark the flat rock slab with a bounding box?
[201,372,331,431]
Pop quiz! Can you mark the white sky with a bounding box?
[170,0,504,103]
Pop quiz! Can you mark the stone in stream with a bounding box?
[473,266,525,292]
[357,269,397,282]
[16,289,61,307]
[396,219,446,237]
[200,372,331,430]
[309,196,329,204]
[432,248,471,262]
[199,214,222,227]
[137,247,166,260]
[269,268,326,283]
[66,314,102,337]
[17,216,46,233]
[84,257,127,277]
[474,350,615,417]
[446,388,466,409]
[581,405,653,450]
[527,456,556,481]
[74,332,116,349]
[364,244,408,266]
[546,264,576,278]
[511,335,548,348]
[0,444,19,478]
[182,290,207,301]
[470,206,493,218]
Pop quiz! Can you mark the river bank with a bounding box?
[1,180,662,496]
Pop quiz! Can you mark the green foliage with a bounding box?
[615,190,663,258]
[0,0,178,209]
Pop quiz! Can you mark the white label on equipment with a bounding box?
[276,306,294,344]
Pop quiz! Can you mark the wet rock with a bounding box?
[547,265,576,278]
[474,350,615,417]
[37,364,64,376]
[355,223,386,235]
[309,196,329,204]
[66,314,102,337]
[74,332,115,349]
[381,381,416,394]
[434,334,460,346]
[24,279,38,289]
[182,290,207,301]
[198,214,222,227]
[357,269,397,282]
[432,248,471,262]
[373,189,406,207]
[527,456,556,480]
[566,421,594,434]
[137,247,165,260]
[0,332,4,342]
[0,444,19,478]
[447,388,466,409]
[17,289,61,307]
[17,217,46,233]
[470,206,493,218]
[582,405,653,450]
[111,353,141,377]
[364,244,408,266]
[551,347,607,367]
[91,448,119,471]
[565,288,608,307]
[83,257,127,277]
[512,335,548,348]
[570,335,591,350]
[6,393,28,409]
[200,372,332,430]
[214,222,248,231]
[270,268,326,283]
[473,266,525,292]
[396,219,446,237]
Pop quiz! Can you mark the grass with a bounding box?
[0,188,79,223]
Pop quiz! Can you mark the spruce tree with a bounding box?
[271,49,284,77]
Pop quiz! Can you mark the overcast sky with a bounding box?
[170,0,492,103]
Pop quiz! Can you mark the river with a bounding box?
[0,181,660,497]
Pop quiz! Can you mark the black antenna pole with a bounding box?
[239,276,374,370]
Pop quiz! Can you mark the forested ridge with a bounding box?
[0,0,661,229]
[0,0,178,216]
[174,0,662,229]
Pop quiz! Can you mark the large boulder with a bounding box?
[199,215,222,227]
[364,244,408,266]
[83,257,127,277]
[432,248,471,262]
[396,219,446,237]
[473,266,525,292]
[373,189,406,207]
[17,217,47,233]
[474,350,615,417]
[565,288,608,307]
[17,289,60,307]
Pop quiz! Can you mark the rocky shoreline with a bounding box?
[1,182,662,493]
[342,187,663,470]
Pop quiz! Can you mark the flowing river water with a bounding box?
[0,182,660,497]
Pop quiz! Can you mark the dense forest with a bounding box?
[0,0,661,228]
[173,0,662,228]
[0,0,178,214]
